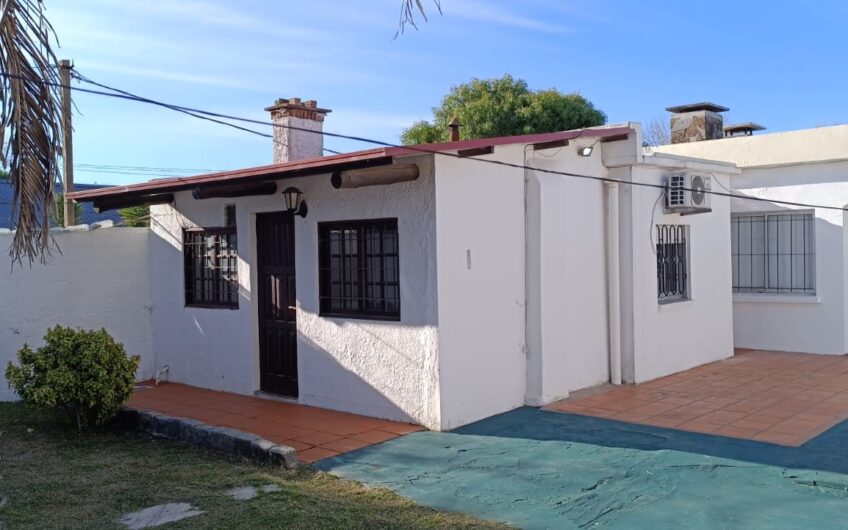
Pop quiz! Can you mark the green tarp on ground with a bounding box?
[320,408,848,530]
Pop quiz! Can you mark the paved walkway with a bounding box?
[128,383,421,463]
[546,350,848,446]
[320,407,848,530]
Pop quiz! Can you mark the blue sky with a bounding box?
[52,0,848,185]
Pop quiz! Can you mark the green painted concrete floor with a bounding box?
[318,407,848,530]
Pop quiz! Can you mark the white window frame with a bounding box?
[731,211,816,295]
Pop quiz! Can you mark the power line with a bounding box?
[69,73,848,213]
[74,168,189,179]
[1,70,846,213]
[76,163,223,173]
[71,71,341,156]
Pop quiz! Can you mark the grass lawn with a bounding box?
[0,403,506,529]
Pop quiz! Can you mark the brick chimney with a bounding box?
[666,102,728,144]
[265,98,331,163]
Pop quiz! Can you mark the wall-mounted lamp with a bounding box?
[282,186,308,217]
[578,146,594,157]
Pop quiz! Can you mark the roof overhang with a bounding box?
[68,126,635,209]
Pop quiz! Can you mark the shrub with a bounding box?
[5,325,140,432]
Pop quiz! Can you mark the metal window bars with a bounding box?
[657,224,688,301]
[183,228,239,308]
[318,219,400,320]
[731,213,815,294]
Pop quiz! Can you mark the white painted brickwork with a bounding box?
[0,227,154,400]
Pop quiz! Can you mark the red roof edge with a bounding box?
[387,126,634,157]
[68,126,634,202]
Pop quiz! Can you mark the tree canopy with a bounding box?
[401,75,606,145]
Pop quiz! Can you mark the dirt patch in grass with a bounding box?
[0,403,507,529]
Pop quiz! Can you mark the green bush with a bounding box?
[5,325,140,432]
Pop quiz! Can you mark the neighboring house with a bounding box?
[69,98,737,431]
[655,110,848,356]
[0,181,121,228]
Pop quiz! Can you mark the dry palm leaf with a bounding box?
[0,0,63,264]
[397,0,441,36]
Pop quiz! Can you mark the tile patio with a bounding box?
[127,383,422,463]
[545,349,848,446]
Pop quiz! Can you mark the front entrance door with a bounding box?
[256,212,298,397]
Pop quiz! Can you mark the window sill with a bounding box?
[185,303,240,310]
[658,299,693,312]
[733,294,821,305]
[320,312,401,323]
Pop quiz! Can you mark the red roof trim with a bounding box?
[384,127,633,157]
[67,148,389,200]
[68,127,633,202]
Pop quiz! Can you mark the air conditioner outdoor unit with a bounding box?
[665,173,711,213]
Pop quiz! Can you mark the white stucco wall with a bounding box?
[149,155,442,428]
[730,161,848,354]
[0,227,153,401]
[654,129,848,355]
[652,125,848,168]
[524,142,611,405]
[622,158,736,382]
[433,145,528,429]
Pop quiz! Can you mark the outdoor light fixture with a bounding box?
[282,186,308,217]
[578,146,594,157]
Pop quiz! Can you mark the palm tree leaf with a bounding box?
[396,0,441,36]
[0,0,63,264]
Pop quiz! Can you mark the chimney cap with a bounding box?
[724,122,766,134]
[666,102,729,114]
[264,98,332,114]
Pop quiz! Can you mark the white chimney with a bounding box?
[265,97,331,163]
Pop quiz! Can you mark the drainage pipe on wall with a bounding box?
[605,182,622,385]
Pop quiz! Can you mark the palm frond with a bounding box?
[118,205,150,228]
[0,0,63,264]
[396,0,441,36]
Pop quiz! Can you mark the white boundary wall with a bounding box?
[0,226,154,401]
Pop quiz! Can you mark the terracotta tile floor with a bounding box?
[545,350,848,446]
[127,383,422,463]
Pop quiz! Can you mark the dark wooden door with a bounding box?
[256,212,298,397]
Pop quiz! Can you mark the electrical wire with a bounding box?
[76,163,223,173]
[1,70,846,212]
[72,71,342,156]
[648,190,665,253]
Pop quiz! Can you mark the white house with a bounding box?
[68,98,737,431]
[655,115,848,356]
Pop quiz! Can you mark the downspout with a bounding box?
[606,182,622,385]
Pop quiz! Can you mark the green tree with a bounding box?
[118,205,150,227]
[0,169,9,180]
[402,75,606,145]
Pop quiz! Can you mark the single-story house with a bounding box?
[654,111,848,356]
[69,98,738,431]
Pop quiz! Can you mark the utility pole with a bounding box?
[59,59,74,227]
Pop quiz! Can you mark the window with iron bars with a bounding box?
[183,228,239,309]
[656,224,689,302]
[318,219,400,320]
[731,212,815,294]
